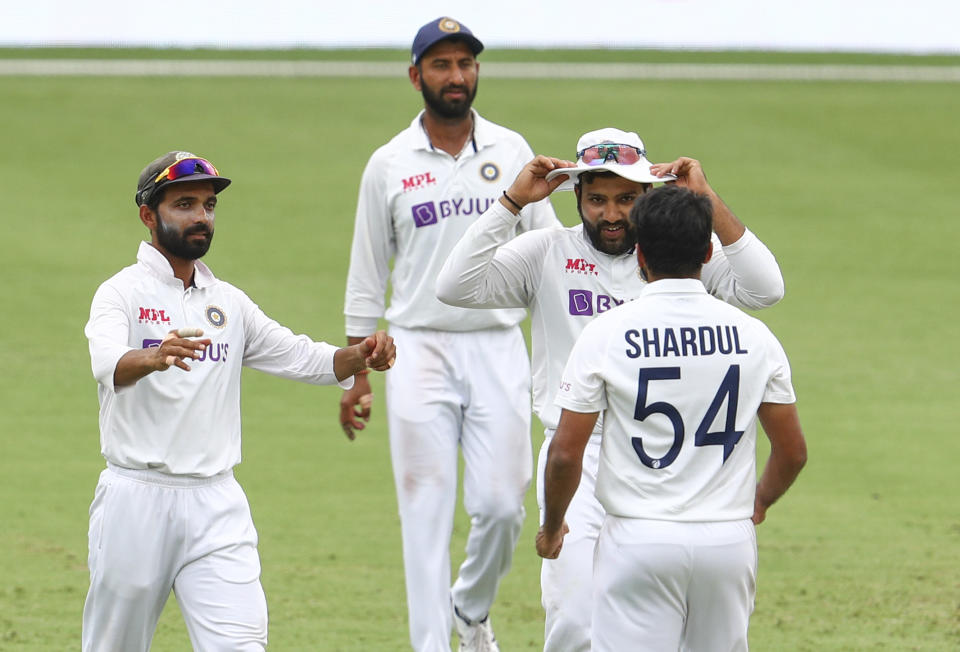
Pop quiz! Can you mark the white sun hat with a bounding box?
[545,127,676,191]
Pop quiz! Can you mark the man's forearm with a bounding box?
[113,348,161,387]
[542,446,584,534]
[543,409,598,532]
[756,446,806,511]
[707,191,746,246]
[756,402,807,512]
[333,336,371,381]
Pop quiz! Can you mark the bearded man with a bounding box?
[339,16,560,652]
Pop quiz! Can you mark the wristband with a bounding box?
[501,191,523,212]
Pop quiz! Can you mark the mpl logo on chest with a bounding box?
[565,258,598,276]
[402,172,438,193]
[137,307,172,325]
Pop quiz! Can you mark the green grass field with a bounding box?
[1,48,958,650]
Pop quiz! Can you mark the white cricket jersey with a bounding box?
[86,242,351,477]
[556,279,796,521]
[436,201,784,432]
[344,109,559,336]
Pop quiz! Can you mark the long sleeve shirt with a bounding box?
[344,109,559,336]
[436,201,785,432]
[86,242,350,477]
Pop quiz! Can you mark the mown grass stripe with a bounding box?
[1,59,958,81]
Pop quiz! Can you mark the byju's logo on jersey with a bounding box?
[568,289,624,316]
[141,338,230,363]
[137,307,172,325]
[412,202,439,227]
[402,172,438,193]
[410,197,497,228]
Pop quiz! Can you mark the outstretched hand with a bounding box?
[502,156,576,211]
[155,327,211,372]
[337,331,396,440]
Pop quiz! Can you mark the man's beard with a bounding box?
[421,78,477,120]
[156,213,213,260]
[579,209,636,256]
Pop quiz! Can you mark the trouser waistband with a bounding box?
[106,462,234,487]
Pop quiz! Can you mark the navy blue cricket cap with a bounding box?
[411,17,484,65]
[135,151,231,207]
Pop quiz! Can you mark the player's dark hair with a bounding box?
[415,36,477,72]
[577,170,620,186]
[630,185,712,277]
[145,187,166,213]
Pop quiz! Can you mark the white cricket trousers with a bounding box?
[593,516,757,652]
[82,464,268,651]
[386,326,532,652]
[537,432,603,652]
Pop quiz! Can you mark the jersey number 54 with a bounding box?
[631,365,744,470]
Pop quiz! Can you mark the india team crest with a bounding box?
[438,18,462,33]
[205,305,227,329]
[479,162,500,182]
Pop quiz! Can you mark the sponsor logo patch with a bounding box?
[142,337,229,363]
[565,258,598,275]
[402,172,438,193]
[411,197,498,228]
[569,290,593,316]
[412,202,439,227]
[205,305,227,329]
[137,307,172,325]
[568,289,624,316]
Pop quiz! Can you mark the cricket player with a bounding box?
[83,151,395,651]
[538,185,807,650]
[339,17,559,651]
[436,129,785,650]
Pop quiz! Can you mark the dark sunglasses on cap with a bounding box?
[154,157,221,183]
[577,144,645,166]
